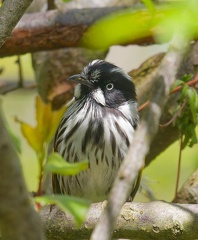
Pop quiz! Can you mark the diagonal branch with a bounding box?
[0,0,34,48]
[90,30,190,240]
[0,104,45,240]
[0,0,45,239]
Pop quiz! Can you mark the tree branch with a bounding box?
[0,0,34,48]
[90,29,190,240]
[0,105,45,239]
[41,202,198,240]
[0,0,45,239]
[0,6,154,57]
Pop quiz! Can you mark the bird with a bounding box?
[52,59,140,202]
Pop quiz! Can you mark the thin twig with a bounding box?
[16,55,24,88]
[170,74,198,94]
[174,134,183,200]
[138,73,198,112]
[159,96,188,128]
[138,100,149,112]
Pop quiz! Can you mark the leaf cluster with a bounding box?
[172,75,198,148]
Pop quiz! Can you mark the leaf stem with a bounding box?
[174,134,183,200]
[159,96,188,128]
[138,73,198,112]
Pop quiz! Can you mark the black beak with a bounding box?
[67,74,94,89]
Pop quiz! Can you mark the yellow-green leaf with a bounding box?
[35,194,90,226]
[35,95,66,143]
[45,105,67,143]
[45,153,88,175]
[81,9,153,50]
[15,117,43,152]
[35,95,52,141]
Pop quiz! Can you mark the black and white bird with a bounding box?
[52,59,140,202]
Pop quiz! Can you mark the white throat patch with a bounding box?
[91,88,106,106]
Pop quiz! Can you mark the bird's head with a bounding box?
[68,59,137,108]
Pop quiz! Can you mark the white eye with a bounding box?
[106,83,114,91]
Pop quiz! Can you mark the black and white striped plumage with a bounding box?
[53,60,139,202]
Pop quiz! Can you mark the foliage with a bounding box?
[172,75,198,148]
[36,195,90,226]
[15,95,89,224]
[46,153,88,175]
[81,0,198,50]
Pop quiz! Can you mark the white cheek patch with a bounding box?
[74,84,81,99]
[92,88,106,106]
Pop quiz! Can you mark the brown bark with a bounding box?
[0,7,154,57]
[0,0,34,48]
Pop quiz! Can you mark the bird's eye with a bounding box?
[106,83,114,91]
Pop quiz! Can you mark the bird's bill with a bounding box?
[67,74,94,88]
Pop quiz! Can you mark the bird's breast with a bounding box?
[55,100,135,201]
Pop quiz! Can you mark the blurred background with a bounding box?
[1,43,197,202]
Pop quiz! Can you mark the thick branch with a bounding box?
[0,106,45,239]
[0,0,34,48]
[41,202,198,240]
[0,7,154,57]
[0,0,45,238]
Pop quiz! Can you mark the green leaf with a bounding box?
[187,87,197,123]
[182,74,192,83]
[15,117,44,153]
[171,79,184,91]
[35,95,66,143]
[141,0,156,14]
[180,85,188,101]
[15,95,66,153]
[35,194,90,226]
[81,8,164,50]
[45,153,88,175]
[81,1,198,50]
